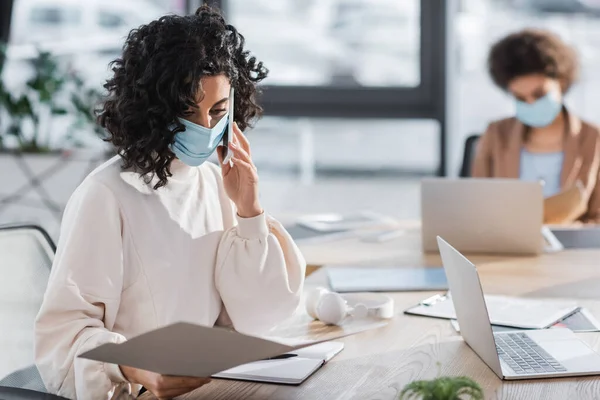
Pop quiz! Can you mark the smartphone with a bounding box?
[221,87,234,164]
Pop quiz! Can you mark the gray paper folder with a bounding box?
[79,322,382,378]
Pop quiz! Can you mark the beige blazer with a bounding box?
[471,111,600,223]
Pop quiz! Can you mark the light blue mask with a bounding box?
[171,113,229,166]
[515,92,562,128]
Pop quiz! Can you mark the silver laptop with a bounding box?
[422,178,544,255]
[437,236,600,380]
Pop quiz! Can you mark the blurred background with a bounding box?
[2,0,600,238]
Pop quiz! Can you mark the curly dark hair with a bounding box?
[488,29,578,93]
[98,5,268,189]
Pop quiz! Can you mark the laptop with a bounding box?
[422,178,544,255]
[437,236,600,380]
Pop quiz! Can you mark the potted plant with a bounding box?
[0,44,108,220]
[0,48,71,152]
[399,375,484,400]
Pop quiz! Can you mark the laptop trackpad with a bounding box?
[543,340,600,370]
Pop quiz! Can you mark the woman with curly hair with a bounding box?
[34,5,305,399]
[472,29,600,223]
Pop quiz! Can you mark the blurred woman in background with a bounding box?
[472,29,600,223]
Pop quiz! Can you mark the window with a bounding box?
[219,116,438,177]
[98,11,126,29]
[7,1,182,80]
[214,0,447,175]
[29,6,81,26]
[229,0,420,87]
[5,0,448,176]
[4,0,185,147]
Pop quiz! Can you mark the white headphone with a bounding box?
[305,287,395,326]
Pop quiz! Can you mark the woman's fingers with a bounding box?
[231,157,258,179]
[229,141,253,166]
[217,145,233,175]
[220,122,258,178]
[233,122,251,156]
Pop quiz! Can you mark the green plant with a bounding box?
[0,47,70,152]
[399,376,484,400]
[0,44,104,152]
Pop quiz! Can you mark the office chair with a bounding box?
[0,225,67,399]
[459,134,481,178]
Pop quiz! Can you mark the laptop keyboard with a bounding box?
[495,332,567,374]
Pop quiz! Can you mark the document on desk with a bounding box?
[405,294,579,329]
[78,322,380,378]
[285,211,396,244]
[284,223,355,244]
[451,307,600,333]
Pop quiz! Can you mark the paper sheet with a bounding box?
[406,294,578,329]
[451,308,600,333]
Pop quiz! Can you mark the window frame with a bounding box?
[0,0,14,77]
[0,0,14,44]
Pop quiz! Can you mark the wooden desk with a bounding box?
[146,226,600,399]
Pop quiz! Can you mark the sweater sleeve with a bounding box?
[34,179,130,399]
[214,211,306,335]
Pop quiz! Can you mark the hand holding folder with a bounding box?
[79,321,385,379]
[544,180,586,224]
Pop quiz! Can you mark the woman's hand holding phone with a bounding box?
[217,122,262,218]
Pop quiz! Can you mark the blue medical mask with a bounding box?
[170,113,229,166]
[515,92,562,128]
